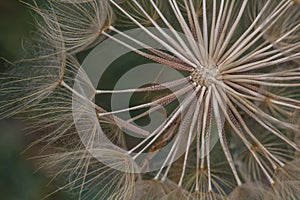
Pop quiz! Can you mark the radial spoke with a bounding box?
[213,84,275,185]
[128,84,199,156]
[211,84,242,186]
[98,84,193,117]
[216,0,249,61]
[178,87,205,186]
[218,0,293,68]
[131,0,202,66]
[218,0,271,63]
[96,77,190,94]
[60,80,150,136]
[212,0,235,60]
[230,95,300,152]
[151,86,202,179]
[221,90,286,168]
[102,30,193,72]
[221,82,299,132]
[168,0,205,66]
[200,87,212,169]
[110,0,199,68]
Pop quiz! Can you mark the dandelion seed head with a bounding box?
[3,0,300,199]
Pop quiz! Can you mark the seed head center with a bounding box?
[191,67,219,87]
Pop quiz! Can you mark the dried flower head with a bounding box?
[1,0,300,199]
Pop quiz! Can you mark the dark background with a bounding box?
[0,1,70,199]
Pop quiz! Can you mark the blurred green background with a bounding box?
[0,1,70,199]
[0,0,32,61]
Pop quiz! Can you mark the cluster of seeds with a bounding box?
[1,0,300,199]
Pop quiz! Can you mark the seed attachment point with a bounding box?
[191,66,219,87]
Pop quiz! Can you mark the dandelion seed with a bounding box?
[0,11,67,119]
[266,159,300,200]
[113,0,166,27]
[228,182,271,200]
[37,148,137,200]
[35,0,113,53]
[132,179,190,200]
[250,0,300,64]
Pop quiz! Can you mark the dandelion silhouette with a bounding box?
[1,0,300,199]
